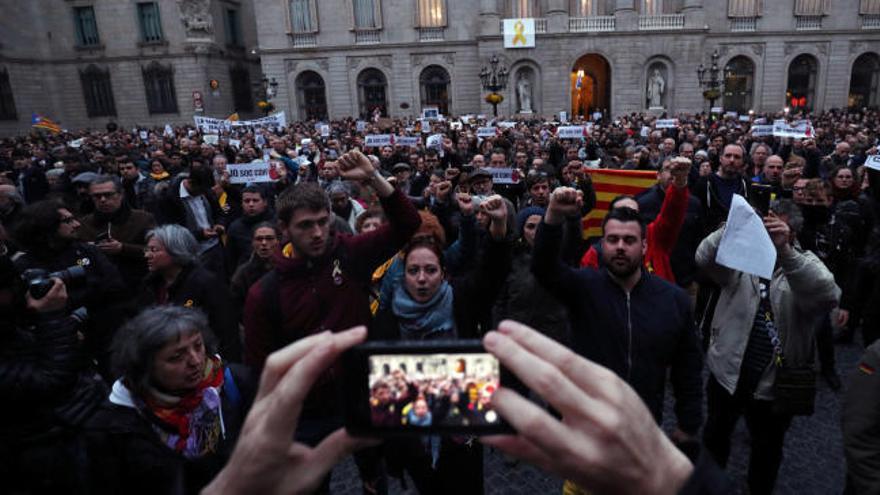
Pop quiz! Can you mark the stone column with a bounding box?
[546,0,568,33]
[480,0,501,36]
[614,0,637,31]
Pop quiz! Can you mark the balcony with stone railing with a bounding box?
[500,18,547,33]
[638,14,685,30]
[861,14,880,29]
[569,16,616,32]
[354,29,381,44]
[418,27,445,41]
[290,32,317,48]
[729,17,757,32]
[795,15,823,30]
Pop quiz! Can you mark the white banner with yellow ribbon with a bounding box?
[503,18,535,49]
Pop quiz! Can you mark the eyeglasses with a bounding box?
[90,191,119,200]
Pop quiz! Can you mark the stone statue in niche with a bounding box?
[517,73,533,113]
[647,67,666,108]
[177,0,213,38]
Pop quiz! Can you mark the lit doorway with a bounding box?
[571,54,610,118]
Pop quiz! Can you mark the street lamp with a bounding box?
[696,50,721,115]
[254,76,279,115]
[479,54,509,117]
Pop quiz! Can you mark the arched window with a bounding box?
[849,53,880,108]
[80,64,116,117]
[295,71,327,120]
[420,65,450,115]
[723,56,755,114]
[357,68,387,118]
[786,54,818,111]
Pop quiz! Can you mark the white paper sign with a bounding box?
[750,125,774,137]
[229,139,241,149]
[477,127,497,138]
[484,167,521,184]
[139,131,148,140]
[640,126,651,138]
[503,18,536,49]
[164,124,174,137]
[395,136,420,147]
[365,134,392,147]
[865,155,880,172]
[725,111,738,118]
[559,111,568,123]
[203,134,219,145]
[772,121,814,139]
[227,161,276,184]
[655,119,679,129]
[320,125,330,137]
[426,134,444,151]
[194,112,287,133]
[715,194,776,279]
[356,121,367,132]
[67,138,84,149]
[739,115,751,122]
[557,125,591,139]
[584,159,601,168]
[711,107,723,114]
[498,121,517,129]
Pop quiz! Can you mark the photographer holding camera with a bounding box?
[0,253,107,492]
[11,199,126,379]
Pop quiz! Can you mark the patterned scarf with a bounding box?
[391,281,456,340]
[139,355,225,458]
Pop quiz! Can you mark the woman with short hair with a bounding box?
[85,306,253,494]
[138,224,241,362]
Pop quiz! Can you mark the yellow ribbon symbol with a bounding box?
[512,20,527,45]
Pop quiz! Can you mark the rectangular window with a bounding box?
[230,67,254,112]
[290,0,317,32]
[73,6,101,46]
[143,63,178,114]
[137,2,164,43]
[225,9,242,47]
[417,0,446,27]
[571,0,606,16]
[861,0,880,14]
[728,0,761,16]
[794,0,827,15]
[80,66,116,117]
[0,69,17,121]
[353,0,381,29]
[509,0,536,17]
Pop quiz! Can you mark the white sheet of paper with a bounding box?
[716,194,776,280]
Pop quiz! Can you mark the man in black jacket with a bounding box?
[226,186,273,269]
[531,187,703,447]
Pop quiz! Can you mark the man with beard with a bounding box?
[78,175,156,298]
[531,187,703,451]
[11,200,126,378]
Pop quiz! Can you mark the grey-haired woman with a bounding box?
[137,224,241,362]
[84,306,254,494]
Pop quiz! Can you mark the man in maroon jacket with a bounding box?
[243,149,420,491]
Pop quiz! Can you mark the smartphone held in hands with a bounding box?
[342,340,517,436]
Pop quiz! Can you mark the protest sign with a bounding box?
[477,127,497,138]
[67,138,84,149]
[227,161,277,184]
[203,134,219,145]
[356,121,367,132]
[395,136,420,147]
[426,134,444,151]
[725,111,738,118]
[484,167,521,184]
[640,126,651,137]
[229,139,241,149]
[559,111,568,122]
[711,107,723,114]
[557,125,591,139]
[320,125,330,137]
[655,119,678,129]
[164,124,174,137]
[750,125,774,137]
[739,115,751,122]
[772,120,813,138]
[864,155,880,172]
[498,121,517,129]
[194,112,287,133]
[139,130,148,140]
[364,134,392,147]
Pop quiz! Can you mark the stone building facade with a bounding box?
[254,0,880,121]
[0,0,261,136]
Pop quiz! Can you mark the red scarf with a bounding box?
[142,356,224,453]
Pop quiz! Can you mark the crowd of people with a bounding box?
[1,106,880,494]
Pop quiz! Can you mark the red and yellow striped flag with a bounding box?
[581,169,657,238]
[227,112,240,121]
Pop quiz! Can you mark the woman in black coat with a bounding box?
[84,306,254,495]
[369,195,511,495]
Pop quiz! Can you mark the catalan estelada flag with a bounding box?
[581,168,658,238]
[226,112,240,121]
[31,113,62,134]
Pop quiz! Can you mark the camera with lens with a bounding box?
[21,266,86,299]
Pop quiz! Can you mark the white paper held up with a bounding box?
[715,194,776,279]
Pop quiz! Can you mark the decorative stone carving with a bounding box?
[717,45,730,57]
[380,56,393,69]
[751,44,764,56]
[348,56,392,70]
[412,54,424,66]
[286,60,299,73]
[442,53,454,65]
[784,43,795,56]
[646,65,666,109]
[177,0,213,38]
[817,43,829,56]
[316,59,330,71]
